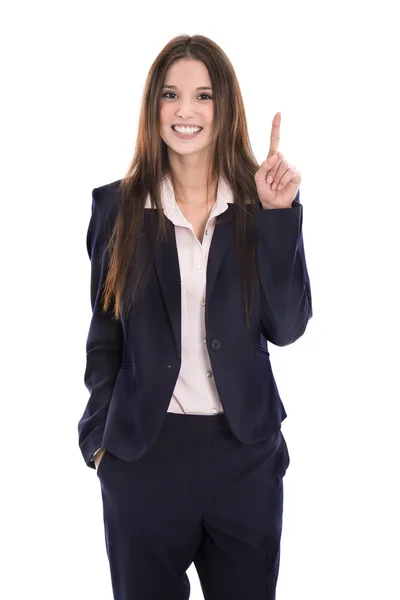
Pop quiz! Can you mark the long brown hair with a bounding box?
[101,34,263,327]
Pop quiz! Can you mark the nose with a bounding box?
[176,98,197,119]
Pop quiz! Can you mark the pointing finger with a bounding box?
[268,112,281,156]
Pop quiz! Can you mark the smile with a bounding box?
[171,126,203,140]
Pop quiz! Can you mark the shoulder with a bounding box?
[92,178,122,202]
[87,180,124,249]
[91,179,123,220]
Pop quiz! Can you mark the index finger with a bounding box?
[269,112,281,155]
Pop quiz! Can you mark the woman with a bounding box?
[78,34,312,600]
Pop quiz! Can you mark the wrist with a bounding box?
[92,447,103,461]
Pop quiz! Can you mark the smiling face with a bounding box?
[159,58,214,159]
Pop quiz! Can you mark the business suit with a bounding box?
[78,179,312,599]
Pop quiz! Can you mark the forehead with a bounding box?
[163,59,212,88]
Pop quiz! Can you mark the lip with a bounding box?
[171,124,203,128]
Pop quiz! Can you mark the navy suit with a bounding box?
[77,180,313,599]
[78,181,312,468]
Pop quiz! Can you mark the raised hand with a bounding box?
[254,112,301,209]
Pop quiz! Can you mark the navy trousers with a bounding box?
[96,412,290,600]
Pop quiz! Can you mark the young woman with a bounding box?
[78,34,312,600]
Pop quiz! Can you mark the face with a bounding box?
[159,59,214,158]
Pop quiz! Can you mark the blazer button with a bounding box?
[211,339,221,350]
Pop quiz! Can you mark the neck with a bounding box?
[168,155,217,206]
[174,184,217,207]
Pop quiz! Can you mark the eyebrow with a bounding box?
[161,85,213,91]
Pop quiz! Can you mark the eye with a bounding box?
[162,92,213,100]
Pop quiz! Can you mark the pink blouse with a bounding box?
[145,174,233,416]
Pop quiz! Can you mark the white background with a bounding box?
[2,1,399,599]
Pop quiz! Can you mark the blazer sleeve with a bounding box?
[78,187,123,468]
[255,188,313,346]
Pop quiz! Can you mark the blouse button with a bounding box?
[206,371,213,378]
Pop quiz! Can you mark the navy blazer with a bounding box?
[78,181,313,469]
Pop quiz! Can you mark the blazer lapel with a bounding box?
[206,206,235,304]
[150,216,182,358]
[151,206,236,359]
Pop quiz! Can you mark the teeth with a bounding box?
[173,126,202,134]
